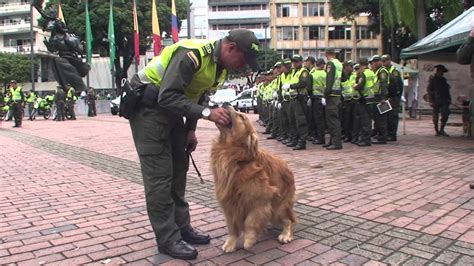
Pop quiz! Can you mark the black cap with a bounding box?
[359,57,369,66]
[343,60,353,66]
[434,64,448,73]
[304,56,316,64]
[291,54,303,62]
[316,58,326,66]
[227,29,261,71]
[381,54,391,61]
[10,80,16,83]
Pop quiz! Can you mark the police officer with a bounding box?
[307,57,327,145]
[371,55,390,144]
[25,89,37,121]
[427,64,451,136]
[323,49,343,150]
[283,54,311,150]
[354,58,376,146]
[66,84,77,120]
[341,60,357,143]
[382,55,403,141]
[279,59,294,145]
[8,80,24,128]
[267,62,283,139]
[55,86,66,121]
[128,29,260,260]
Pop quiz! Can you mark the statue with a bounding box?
[32,0,90,92]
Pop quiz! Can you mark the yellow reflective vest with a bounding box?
[10,86,23,101]
[310,68,326,96]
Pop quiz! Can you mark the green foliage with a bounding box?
[0,53,32,86]
[257,48,281,72]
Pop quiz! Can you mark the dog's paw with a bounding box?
[278,233,294,244]
[222,237,237,253]
[243,237,256,250]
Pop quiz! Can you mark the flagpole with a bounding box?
[30,1,35,91]
[85,0,90,89]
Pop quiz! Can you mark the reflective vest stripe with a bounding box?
[10,86,22,101]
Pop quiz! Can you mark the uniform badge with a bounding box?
[302,71,308,78]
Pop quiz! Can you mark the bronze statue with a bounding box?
[33,0,90,92]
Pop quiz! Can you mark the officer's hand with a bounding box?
[321,98,327,106]
[209,107,231,126]
[282,84,290,90]
[186,130,198,154]
[307,98,312,107]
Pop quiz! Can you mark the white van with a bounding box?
[208,88,237,107]
[231,87,257,113]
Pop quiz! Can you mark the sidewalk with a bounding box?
[0,114,473,265]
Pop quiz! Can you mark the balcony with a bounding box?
[208,9,270,22]
[209,28,271,40]
[0,44,49,54]
[0,2,30,16]
[208,0,268,5]
[0,21,30,34]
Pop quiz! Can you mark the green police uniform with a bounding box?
[341,71,357,142]
[9,84,24,127]
[373,67,390,143]
[26,91,37,120]
[287,65,311,149]
[354,68,376,145]
[386,65,403,140]
[66,86,76,120]
[279,70,293,144]
[309,67,327,144]
[324,58,343,149]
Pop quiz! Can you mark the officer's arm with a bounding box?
[355,73,366,92]
[289,69,309,90]
[158,47,203,126]
[325,62,335,96]
[306,74,313,95]
[379,71,389,98]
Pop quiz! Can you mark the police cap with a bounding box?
[227,29,261,71]
[282,58,292,65]
[381,54,391,61]
[358,57,369,66]
[371,55,381,62]
[291,54,303,62]
[304,56,316,64]
[316,58,326,66]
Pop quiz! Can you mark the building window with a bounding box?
[302,49,318,58]
[278,49,299,59]
[277,27,299,41]
[303,3,324,17]
[328,26,351,40]
[303,26,325,40]
[211,23,264,30]
[356,26,375,39]
[357,48,378,59]
[276,4,298,17]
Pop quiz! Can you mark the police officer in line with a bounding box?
[353,57,376,146]
[427,64,451,136]
[370,55,390,144]
[382,55,403,141]
[306,57,327,145]
[263,69,277,134]
[128,29,260,260]
[8,80,24,128]
[66,84,77,120]
[283,54,311,150]
[25,89,37,121]
[55,86,66,121]
[279,59,294,145]
[267,62,283,139]
[340,60,357,143]
[323,48,343,150]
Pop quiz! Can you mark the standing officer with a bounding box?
[341,60,357,143]
[371,55,390,144]
[283,54,311,150]
[25,89,37,121]
[268,62,283,139]
[8,80,24,128]
[308,58,327,145]
[66,84,77,120]
[87,87,97,117]
[55,86,66,121]
[427,64,451,136]
[279,59,294,145]
[353,58,376,146]
[128,29,260,260]
[323,49,343,150]
[382,55,403,141]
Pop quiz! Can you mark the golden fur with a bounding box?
[210,106,297,252]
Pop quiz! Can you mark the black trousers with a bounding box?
[310,97,326,142]
[388,97,401,138]
[325,96,342,147]
[12,101,22,126]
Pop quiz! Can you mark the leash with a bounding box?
[189,153,204,184]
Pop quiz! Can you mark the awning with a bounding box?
[400,7,473,59]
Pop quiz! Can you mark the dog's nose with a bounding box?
[222,102,231,108]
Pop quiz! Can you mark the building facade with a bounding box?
[270,0,381,61]
[207,0,271,48]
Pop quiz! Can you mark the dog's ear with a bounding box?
[246,132,258,158]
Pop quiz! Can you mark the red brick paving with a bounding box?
[0,114,473,264]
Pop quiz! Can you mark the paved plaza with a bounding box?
[0,113,473,265]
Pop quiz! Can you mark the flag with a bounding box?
[171,0,179,43]
[151,0,162,56]
[58,1,66,24]
[132,0,139,65]
[85,0,93,64]
[108,0,115,71]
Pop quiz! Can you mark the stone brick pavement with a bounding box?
[0,115,473,265]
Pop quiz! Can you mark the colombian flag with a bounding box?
[152,0,162,55]
[132,0,139,64]
[171,0,179,43]
[58,1,65,24]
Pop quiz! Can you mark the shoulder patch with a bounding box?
[203,43,213,55]
[187,51,200,69]
[302,71,308,78]
[326,65,331,73]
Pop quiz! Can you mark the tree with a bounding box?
[39,0,188,89]
[257,48,281,72]
[0,53,32,87]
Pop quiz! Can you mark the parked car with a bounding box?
[208,88,237,108]
[110,96,120,115]
[231,88,257,113]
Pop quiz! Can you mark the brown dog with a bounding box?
[210,106,297,253]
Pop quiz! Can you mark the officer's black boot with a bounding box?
[439,123,449,137]
[267,133,277,140]
[282,138,292,144]
[286,139,298,147]
[293,140,306,150]
[470,183,474,189]
[434,122,440,136]
[181,227,210,245]
[158,240,198,260]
